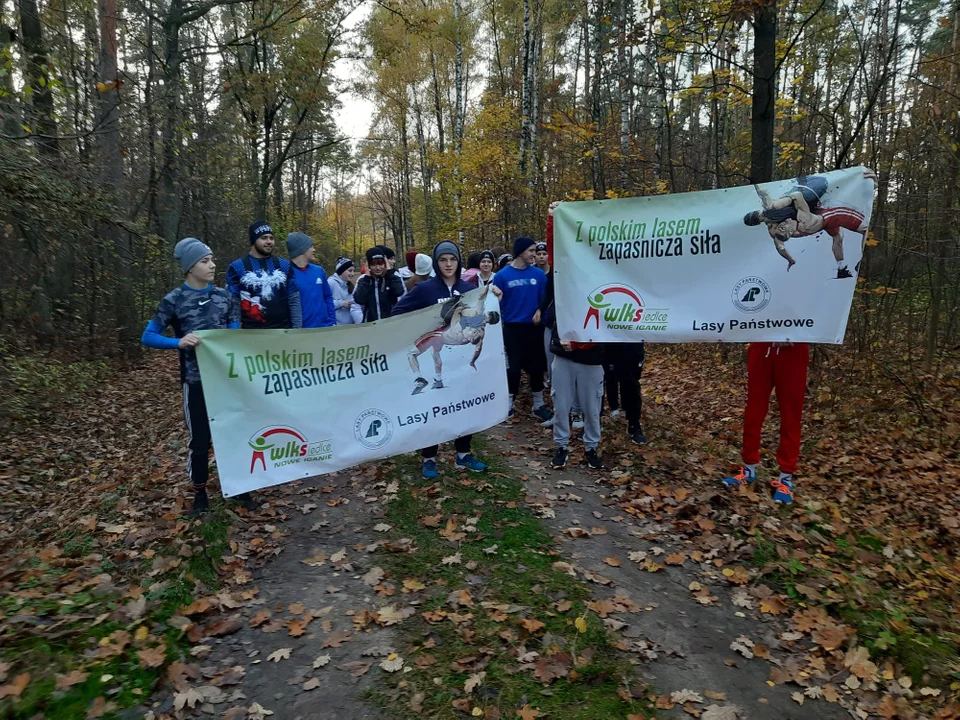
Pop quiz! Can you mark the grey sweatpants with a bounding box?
[551,356,603,451]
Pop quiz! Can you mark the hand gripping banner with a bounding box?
[553,167,877,344]
[195,286,508,496]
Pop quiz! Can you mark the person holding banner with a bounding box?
[141,238,242,517]
[494,237,552,423]
[355,246,405,322]
[722,341,809,505]
[391,241,495,479]
[287,232,336,328]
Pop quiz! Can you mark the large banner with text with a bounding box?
[195,287,508,496]
[553,166,876,343]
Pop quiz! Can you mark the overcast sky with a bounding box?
[332,3,375,144]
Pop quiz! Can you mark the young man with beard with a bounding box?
[355,245,405,322]
[287,232,335,328]
[227,221,302,329]
[141,238,242,516]
[493,237,552,422]
[391,241,496,479]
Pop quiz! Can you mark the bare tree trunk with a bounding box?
[0,0,22,139]
[453,0,465,247]
[17,0,60,154]
[750,0,777,183]
[618,0,631,189]
[519,0,532,175]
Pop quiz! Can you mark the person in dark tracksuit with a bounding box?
[391,241,493,479]
[141,238,240,517]
[604,343,647,445]
[355,246,405,322]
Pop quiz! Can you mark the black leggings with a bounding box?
[604,344,645,426]
[183,382,211,489]
[504,323,546,396]
[422,435,472,459]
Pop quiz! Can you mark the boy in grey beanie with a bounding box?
[142,238,243,517]
[287,231,336,328]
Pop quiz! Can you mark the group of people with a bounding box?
[145,209,810,518]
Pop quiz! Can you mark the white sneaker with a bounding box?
[571,413,585,430]
[609,409,622,419]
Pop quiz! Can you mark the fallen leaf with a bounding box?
[302,677,321,691]
[603,556,622,567]
[337,660,372,677]
[322,630,352,648]
[137,646,166,668]
[267,648,292,662]
[363,567,386,586]
[55,670,89,691]
[465,671,486,693]
[516,704,541,719]
[380,654,404,672]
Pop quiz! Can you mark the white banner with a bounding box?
[554,166,876,343]
[195,287,508,496]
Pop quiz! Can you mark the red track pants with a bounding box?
[741,342,809,475]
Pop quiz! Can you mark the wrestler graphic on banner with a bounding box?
[744,169,877,278]
[409,285,501,395]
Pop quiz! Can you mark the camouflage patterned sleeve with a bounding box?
[287,263,303,329]
[227,290,240,328]
[150,290,178,331]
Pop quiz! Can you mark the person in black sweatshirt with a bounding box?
[354,245,404,322]
[392,241,496,480]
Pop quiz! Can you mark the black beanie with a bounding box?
[366,246,386,264]
[249,221,273,245]
[381,245,395,260]
[479,250,496,265]
[513,236,536,257]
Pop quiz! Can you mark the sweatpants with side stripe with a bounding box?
[182,382,212,489]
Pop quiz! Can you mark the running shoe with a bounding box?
[432,379,445,389]
[571,412,585,430]
[722,467,757,488]
[609,408,623,419]
[412,377,429,395]
[422,458,439,479]
[629,425,647,446]
[533,405,553,423]
[836,266,853,279]
[584,449,606,470]
[189,488,209,518]
[772,477,795,505]
[551,447,568,469]
[235,492,259,511]
[540,416,555,428]
[456,454,487,472]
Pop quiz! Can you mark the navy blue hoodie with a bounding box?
[391,241,474,315]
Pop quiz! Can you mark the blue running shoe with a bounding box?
[422,458,439,479]
[772,477,794,505]
[533,405,553,423]
[722,467,757,488]
[456,454,487,472]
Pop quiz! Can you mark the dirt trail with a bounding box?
[161,471,396,720]
[155,417,850,720]
[491,419,849,720]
